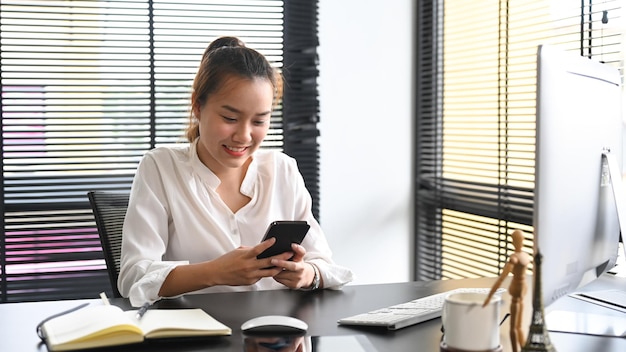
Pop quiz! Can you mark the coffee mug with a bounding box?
[441,292,502,351]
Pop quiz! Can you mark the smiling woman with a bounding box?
[117,36,353,307]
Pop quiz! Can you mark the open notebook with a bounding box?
[39,304,231,351]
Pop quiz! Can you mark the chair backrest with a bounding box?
[87,191,129,298]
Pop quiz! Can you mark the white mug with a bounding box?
[441,292,502,351]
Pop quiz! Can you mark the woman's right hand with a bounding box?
[209,237,293,286]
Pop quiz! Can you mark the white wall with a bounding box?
[318,0,415,285]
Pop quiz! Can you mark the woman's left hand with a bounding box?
[271,243,314,289]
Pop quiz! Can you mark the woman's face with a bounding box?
[195,76,274,176]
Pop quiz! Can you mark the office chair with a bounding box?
[87,191,129,298]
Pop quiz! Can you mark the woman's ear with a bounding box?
[192,104,201,121]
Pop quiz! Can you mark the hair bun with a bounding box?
[206,36,245,54]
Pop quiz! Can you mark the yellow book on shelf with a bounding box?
[40,305,232,351]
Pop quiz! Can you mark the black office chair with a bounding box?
[87,191,129,298]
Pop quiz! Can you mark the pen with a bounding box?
[99,292,110,306]
[135,302,151,320]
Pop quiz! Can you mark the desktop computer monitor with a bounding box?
[534,44,624,308]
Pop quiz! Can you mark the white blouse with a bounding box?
[118,140,354,306]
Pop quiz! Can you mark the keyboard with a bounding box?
[337,287,506,331]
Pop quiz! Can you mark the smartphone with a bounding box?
[257,221,310,260]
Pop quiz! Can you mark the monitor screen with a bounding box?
[535,44,623,308]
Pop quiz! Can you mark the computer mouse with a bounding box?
[241,315,308,334]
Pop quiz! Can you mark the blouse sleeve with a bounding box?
[117,153,186,307]
[283,156,355,289]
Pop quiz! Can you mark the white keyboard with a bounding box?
[337,287,506,331]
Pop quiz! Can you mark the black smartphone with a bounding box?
[257,221,310,260]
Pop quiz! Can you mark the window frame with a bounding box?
[414,0,625,281]
[0,0,321,303]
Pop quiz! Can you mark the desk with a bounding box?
[1,275,625,352]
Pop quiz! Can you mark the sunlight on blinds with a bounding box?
[440,0,624,279]
[442,209,533,279]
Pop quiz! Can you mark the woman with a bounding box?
[118,36,353,306]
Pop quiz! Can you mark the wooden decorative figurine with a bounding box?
[483,229,532,352]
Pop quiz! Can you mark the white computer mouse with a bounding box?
[241,315,308,334]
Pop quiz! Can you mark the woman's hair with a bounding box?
[185,36,283,142]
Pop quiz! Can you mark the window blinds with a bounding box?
[415,0,624,280]
[0,0,320,302]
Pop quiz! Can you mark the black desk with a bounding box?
[1,275,625,352]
